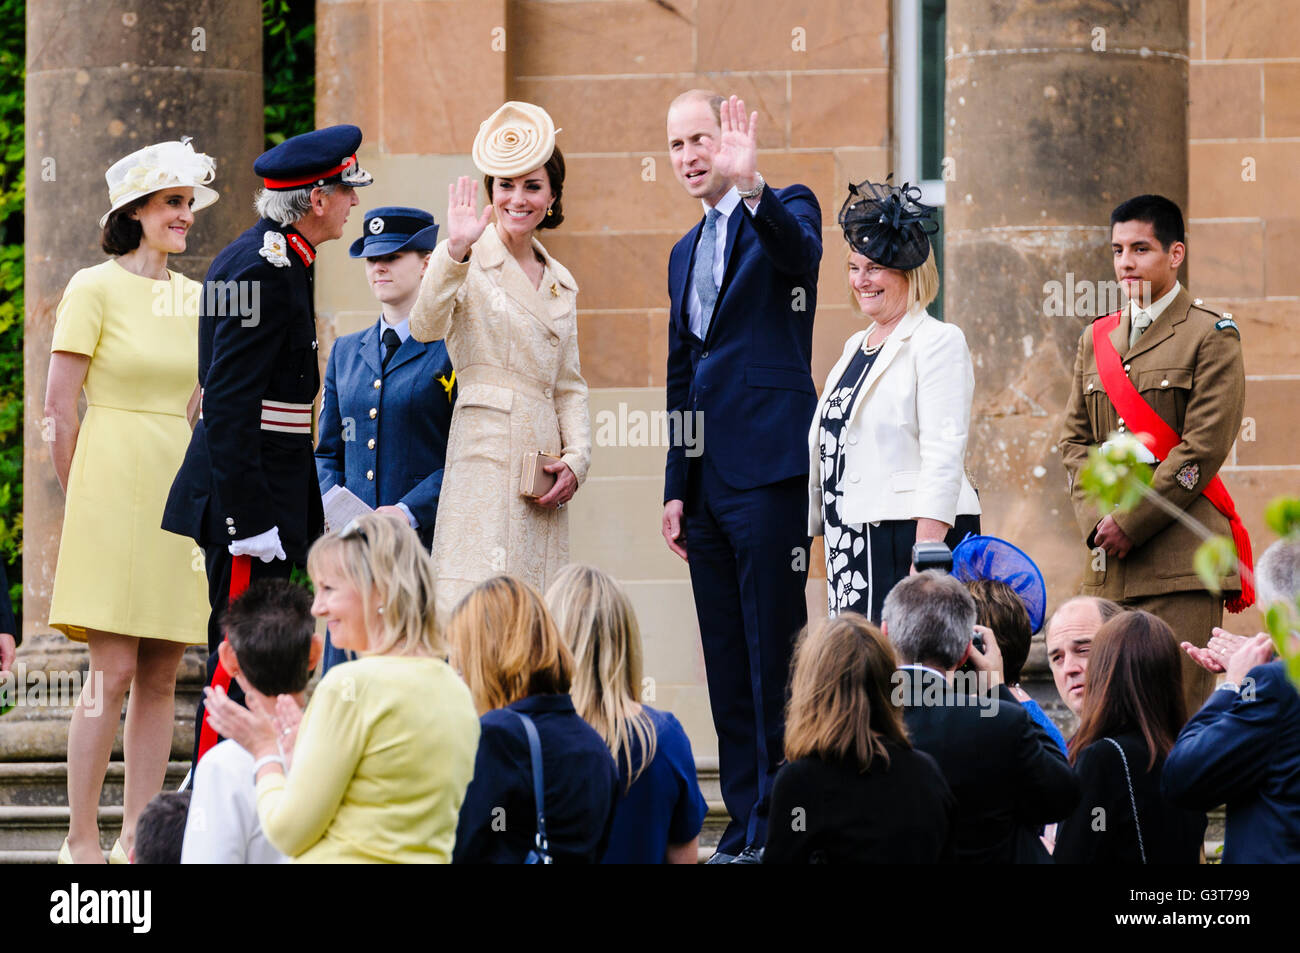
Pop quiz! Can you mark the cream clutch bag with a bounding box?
[520,451,562,499]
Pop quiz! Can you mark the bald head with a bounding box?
[1045,596,1121,717]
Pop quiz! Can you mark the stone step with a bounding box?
[0,700,201,762]
[0,757,1223,862]
[0,761,191,808]
[0,805,124,852]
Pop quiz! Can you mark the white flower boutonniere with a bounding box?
[259,231,291,268]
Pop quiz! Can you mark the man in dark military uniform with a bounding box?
[163,125,371,761]
[1060,194,1250,712]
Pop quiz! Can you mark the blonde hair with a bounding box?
[784,613,909,772]
[446,576,573,715]
[547,565,657,791]
[305,511,440,657]
[845,246,940,316]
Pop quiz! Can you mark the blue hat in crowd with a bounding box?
[349,207,440,258]
[254,124,373,191]
[951,535,1048,634]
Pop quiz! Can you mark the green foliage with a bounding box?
[263,0,316,147]
[1193,536,1236,596]
[1264,496,1300,540]
[0,0,24,620]
[1078,432,1153,515]
[1259,495,1300,690]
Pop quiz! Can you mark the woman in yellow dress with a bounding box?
[410,102,591,623]
[44,140,217,863]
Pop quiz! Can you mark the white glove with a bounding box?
[229,525,287,563]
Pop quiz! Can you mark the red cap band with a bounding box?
[262,154,356,190]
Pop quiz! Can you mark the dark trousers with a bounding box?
[190,544,296,766]
[684,459,810,854]
[860,515,982,623]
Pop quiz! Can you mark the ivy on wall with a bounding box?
[0,0,24,620]
[263,0,316,147]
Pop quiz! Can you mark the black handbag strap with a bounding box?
[1104,737,1146,864]
[513,710,552,864]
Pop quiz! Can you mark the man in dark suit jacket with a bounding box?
[1164,539,1300,863]
[661,91,821,862]
[163,125,371,761]
[884,572,1080,864]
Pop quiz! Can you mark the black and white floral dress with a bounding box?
[818,344,881,615]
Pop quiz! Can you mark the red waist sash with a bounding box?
[1092,312,1253,612]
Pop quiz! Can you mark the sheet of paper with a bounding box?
[322,484,373,533]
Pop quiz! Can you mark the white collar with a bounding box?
[701,186,742,220]
[1130,280,1181,322]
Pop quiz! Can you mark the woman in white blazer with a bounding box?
[809,180,980,620]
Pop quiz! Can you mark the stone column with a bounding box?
[944,0,1188,612]
[14,0,262,759]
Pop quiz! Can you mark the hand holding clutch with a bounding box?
[520,451,562,500]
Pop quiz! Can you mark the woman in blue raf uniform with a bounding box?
[316,206,455,671]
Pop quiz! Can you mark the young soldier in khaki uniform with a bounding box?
[1060,195,1248,712]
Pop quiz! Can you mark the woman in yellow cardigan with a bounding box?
[205,512,480,863]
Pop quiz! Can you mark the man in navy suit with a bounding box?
[661,91,821,862]
[316,206,455,670]
[1164,539,1300,863]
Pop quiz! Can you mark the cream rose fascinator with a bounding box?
[471,101,560,178]
[100,137,219,227]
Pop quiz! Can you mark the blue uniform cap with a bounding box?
[254,124,373,191]
[349,206,440,258]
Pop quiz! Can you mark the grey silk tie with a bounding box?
[693,207,722,339]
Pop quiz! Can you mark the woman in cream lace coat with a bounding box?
[411,102,590,621]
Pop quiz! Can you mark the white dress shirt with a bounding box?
[181,738,290,865]
[686,187,758,340]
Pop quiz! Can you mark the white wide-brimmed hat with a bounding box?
[472,101,559,178]
[99,138,218,227]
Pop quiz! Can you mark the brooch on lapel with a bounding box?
[437,370,456,402]
[259,232,291,268]
[549,281,559,298]
[1176,462,1200,491]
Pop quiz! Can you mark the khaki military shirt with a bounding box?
[1059,287,1245,600]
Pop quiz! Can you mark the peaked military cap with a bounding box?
[254,124,374,191]
[349,206,440,258]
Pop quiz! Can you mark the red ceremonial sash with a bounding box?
[197,554,252,761]
[1092,312,1254,612]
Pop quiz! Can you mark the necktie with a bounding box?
[381,327,401,371]
[693,208,722,339]
[1128,306,1153,351]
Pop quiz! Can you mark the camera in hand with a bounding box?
[911,541,953,574]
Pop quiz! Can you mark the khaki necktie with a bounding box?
[1128,307,1153,350]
